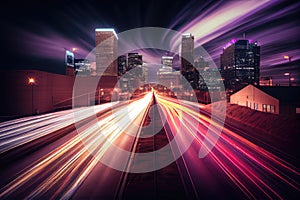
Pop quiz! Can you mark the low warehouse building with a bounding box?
[230,84,300,115]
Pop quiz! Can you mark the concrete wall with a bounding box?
[0,70,75,119]
[230,85,279,114]
[0,70,118,121]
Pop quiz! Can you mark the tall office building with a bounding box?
[181,33,194,73]
[159,56,173,73]
[122,53,143,91]
[127,53,143,80]
[162,56,173,68]
[95,28,118,76]
[220,39,260,91]
[158,56,180,89]
[181,33,198,89]
[74,59,91,76]
[142,63,148,83]
[118,55,127,76]
[65,50,75,76]
[127,53,142,71]
[194,56,208,72]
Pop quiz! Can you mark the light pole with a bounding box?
[99,88,104,104]
[72,47,78,59]
[283,56,293,86]
[284,73,291,86]
[283,55,292,62]
[28,77,36,115]
[72,47,84,58]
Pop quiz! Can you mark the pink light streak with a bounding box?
[155,94,300,199]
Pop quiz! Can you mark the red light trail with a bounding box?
[0,92,299,199]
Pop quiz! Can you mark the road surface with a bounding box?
[0,91,299,199]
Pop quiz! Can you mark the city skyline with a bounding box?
[0,0,299,85]
[0,1,299,199]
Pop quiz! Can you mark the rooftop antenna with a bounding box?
[243,32,246,39]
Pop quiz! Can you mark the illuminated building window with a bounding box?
[270,105,275,113]
[262,104,267,112]
[254,103,258,110]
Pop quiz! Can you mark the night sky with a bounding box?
[1,0,299,85]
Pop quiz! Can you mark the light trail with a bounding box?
[0,92,299,199]
[0,92,153,199]
[155,93,299,199]
[0,102,118,154]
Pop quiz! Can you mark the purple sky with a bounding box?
[1,0,299,84]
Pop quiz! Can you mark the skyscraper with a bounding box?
[118,55,127,76]
[158,56,181,89]
[162,56,173,68]
[181,33,194,73]
[65,50,75,76]
[123,53,143,91]
[127,53,142,71]
[220,39,260,91]
[74,59,91,76]
[181,33,198,89]
[160,56,173,73]
[95,28,118,76]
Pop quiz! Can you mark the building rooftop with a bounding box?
[95,28,118,39]
[223,39,258,50]
[182,33,193,38]
[162,56,174,59]
[232,84,300,103]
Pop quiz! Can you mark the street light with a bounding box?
[28,77,35,84]
[284,72,291,86]
[98,88,104,105]
[28,77,36,114]
[72,47,84,57]
[283,55,292,62]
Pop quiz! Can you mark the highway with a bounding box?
[0,91,299,199]
[155,93,299,199]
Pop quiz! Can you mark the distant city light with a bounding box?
[72,48,77,52]
[284,73,290,76]
[283,55,290,59]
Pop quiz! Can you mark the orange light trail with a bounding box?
[155,93,299,199]
[0,92,298,199]
[0,93,153,199]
